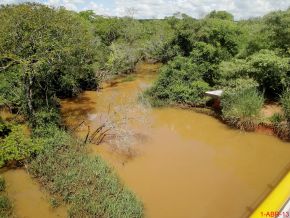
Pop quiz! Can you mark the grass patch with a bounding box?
[28,127,143,218]
[221,86,264,130]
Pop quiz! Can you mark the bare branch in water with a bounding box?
[81,93,152,156]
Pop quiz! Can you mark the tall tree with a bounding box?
[0,3,97,117]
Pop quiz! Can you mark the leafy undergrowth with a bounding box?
[28,127,143,218]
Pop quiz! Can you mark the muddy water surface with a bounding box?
[3,169,67,218]
[62,63,290,218]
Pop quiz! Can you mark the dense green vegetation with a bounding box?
[0,2,290,217]
[28,125,143,217]
[145,9,290,135]
[0,3,145,216]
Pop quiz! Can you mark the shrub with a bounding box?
[245,50,289,97]
[145,56,210,106]
[217,50,290,98]
[281,91,290,122]
[0,125,43,167]
[218,59,248,83]
[30,108,61,128]
[221,81,264,130]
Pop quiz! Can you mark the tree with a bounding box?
[206,11,234,21]
[264,9,290,54]
[245,50,290,97]
[0,3,97,117]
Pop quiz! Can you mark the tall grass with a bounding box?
[221,88,264,130]
[281,91,290,122]
[28,127,143,218]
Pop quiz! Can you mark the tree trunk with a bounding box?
[25,72,34,116]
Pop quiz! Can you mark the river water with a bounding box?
[3,169,67,218]
[61,63,290,218]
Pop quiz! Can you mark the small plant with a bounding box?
[0,195,12,217]
[269,113,284,124]
[0,177,5,192]
[50,198,60,208]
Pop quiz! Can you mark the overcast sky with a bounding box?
[1,0,289,19]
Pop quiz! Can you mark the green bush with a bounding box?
[145,56,210,106]
[218,59,248,83]
[30,108,61,128]
[246,50,290,97]
[217,50,290,98]
[0,125,43,167]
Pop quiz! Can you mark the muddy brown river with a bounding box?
[61,63,290,218]
[2,63,289,218]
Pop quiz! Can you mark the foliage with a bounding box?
[29,108,61,128]
[281,91,290,122]
[218,50,290,97]
[28,128,143,218]
[106,42,141,75]
[0,3,97,117]
[245,50,290,97]
[264,9,290,54]
[145,56,209,106]
[0,125,42,167]
[206,11,234,21]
